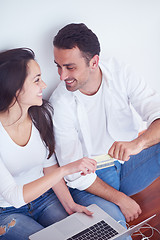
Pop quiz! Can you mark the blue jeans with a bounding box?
[69,143,160,239]
[0,189,68,240]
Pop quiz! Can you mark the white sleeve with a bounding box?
[0,155,26,208]
[124,64,160,127]
[43,151,57,168]
[50,97,97,190]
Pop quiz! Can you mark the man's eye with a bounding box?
[67,67,74,70]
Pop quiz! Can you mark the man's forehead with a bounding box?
[54,46,83,57]
[54,47,84,65]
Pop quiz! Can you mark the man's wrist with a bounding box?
[135,135,147,151]
[114,192,127,206]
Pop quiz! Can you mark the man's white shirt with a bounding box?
[50,58,160,190]
[75,78,114,156]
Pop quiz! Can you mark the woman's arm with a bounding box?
[44,165,93,216]
[23,158,96,204]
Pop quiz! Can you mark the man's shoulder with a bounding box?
[100,57,125,73]
[49,81,75,106]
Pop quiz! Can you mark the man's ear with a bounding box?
[90,55,99,69]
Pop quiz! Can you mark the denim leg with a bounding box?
[0,189,68,239]
[120,143,160,196]
[0,213,43,240]
[34,189,68,227]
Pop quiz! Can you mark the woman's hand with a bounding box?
[65,201,93,216]
[63,157,97,176]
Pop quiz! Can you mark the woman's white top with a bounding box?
[0,122,56,208]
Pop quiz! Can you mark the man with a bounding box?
[50,23,160,228]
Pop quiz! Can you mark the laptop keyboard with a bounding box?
[67,220,118,240]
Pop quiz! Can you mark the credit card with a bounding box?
[92,154,115,170]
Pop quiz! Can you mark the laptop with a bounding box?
[29,204,156,240]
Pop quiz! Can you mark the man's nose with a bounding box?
[59,69,68,81]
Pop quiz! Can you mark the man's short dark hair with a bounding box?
[53,23,100,64]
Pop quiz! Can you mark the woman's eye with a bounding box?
[35,78,40,83]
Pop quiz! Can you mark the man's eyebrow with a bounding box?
[54,60,75,67]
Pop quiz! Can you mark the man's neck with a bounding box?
[79,67,102,96]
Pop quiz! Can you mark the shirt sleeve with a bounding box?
[124,64,160,126]
[50,95,97,190]
[0,155,26,208]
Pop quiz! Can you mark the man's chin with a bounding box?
[66,84,77,92]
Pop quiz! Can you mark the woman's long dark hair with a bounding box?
[0,48,55,158]
[29,101,55,158]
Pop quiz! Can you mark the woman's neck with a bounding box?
[0,102,32,147]
[0,101,29,128]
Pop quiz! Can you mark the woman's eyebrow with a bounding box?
[33,73,41,79]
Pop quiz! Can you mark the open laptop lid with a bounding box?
[111,214,156,239]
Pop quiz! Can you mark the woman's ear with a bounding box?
[16,89,21,98]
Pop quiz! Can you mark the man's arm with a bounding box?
[108,118,160,161]
[86,176,142,222]
[111,62,160,161]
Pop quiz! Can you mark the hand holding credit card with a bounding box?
[92,154,115,170]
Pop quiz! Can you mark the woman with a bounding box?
[0,48,97,240]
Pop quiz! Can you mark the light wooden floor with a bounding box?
[129,177,160,240]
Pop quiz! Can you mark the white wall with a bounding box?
[1,0,160,99]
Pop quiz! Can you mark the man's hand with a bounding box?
[117,193,142,222]
[85,176,142,222]
[108,139,144,161]
[109,119,160,161]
